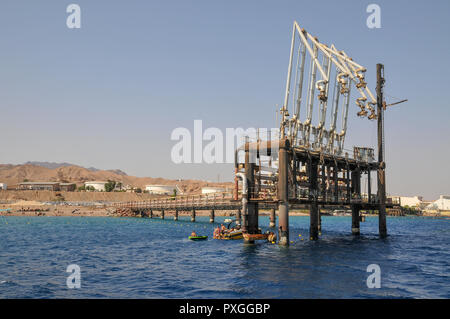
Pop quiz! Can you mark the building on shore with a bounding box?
[425,195,450,211]
[0,183,7,190]
[399,196,423,208]
[84,181,107,192]
[201,186,227,194]
[60,183,76,192]
[18,182,60,191]
[145,184,177,195]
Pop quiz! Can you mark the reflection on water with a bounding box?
[0,215,448,298]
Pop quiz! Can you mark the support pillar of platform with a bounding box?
[174,209,178,221]
[191,209,196,222]
[244,142,259,240]
[351,205,360,235]
[351,169,361,198]
[309,160,319,240]
[161,209,165,219]
[236,208,241,226]
[346,168,351,202]
[318,208,322,233]
[150,209,153,218]
[241,206,248,232]
[269,208,276,228]
[209,210,215,223]
[310,203,319,240]
[333,164,339,202]
[278,139,290,246]
[377,63,387,238]
[351,168,361,235]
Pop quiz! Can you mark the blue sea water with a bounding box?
[0,215,449,298]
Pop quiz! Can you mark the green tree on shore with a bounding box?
[105,181,116,192]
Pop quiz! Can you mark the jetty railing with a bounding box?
[113,192,239,211]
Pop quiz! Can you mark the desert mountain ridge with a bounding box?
[0,163,232,194]
[23,161,127,175]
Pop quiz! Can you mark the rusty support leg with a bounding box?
[278,139,290,245]
[269,208,276,228]
[161,209,165,219]
[309,160,319,240]
[174,209,178,221]
[191,209,196,222]
[150,209,153,218]
[209,209,215,223]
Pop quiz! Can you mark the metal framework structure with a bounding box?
[280,21,378,156]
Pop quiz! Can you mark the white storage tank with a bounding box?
[145,185,177,195]
[201,187,227,194]
[84,181,108,192]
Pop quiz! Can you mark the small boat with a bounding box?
[221,230,243,240]
[188,236,208,241]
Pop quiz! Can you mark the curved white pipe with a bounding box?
[235,172,247,195]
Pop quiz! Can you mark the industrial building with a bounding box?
[84,181,108,192]
[18,182,60,191]
[426,195,450,211]
[145,185,177,195]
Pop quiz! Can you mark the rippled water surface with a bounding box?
[0,215,449,298]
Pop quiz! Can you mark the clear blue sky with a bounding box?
[0,0,449,199]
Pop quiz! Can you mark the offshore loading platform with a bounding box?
[116,21,400,245]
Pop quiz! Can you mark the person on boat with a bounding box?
[220,224,227,234]
[213,227,220,239]
[267,231,276,242]
[191,231,197,237]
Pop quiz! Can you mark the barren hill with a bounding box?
[0,164,232,194]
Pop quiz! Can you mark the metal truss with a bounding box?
[280,21,377,156]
